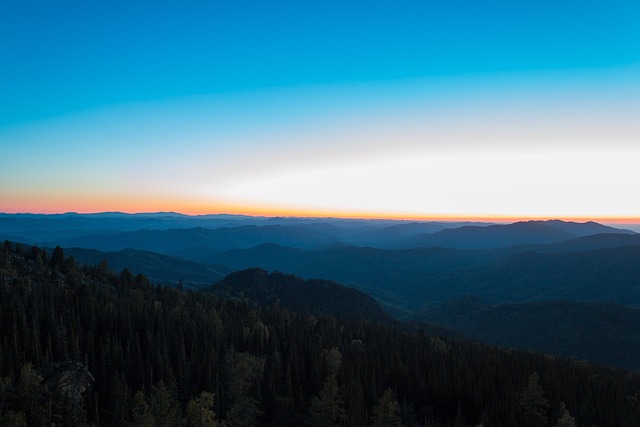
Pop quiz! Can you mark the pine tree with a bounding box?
[518,372,550,427]
[131,390,154,427]
[16,363,46,425]
[554,402,576,427]
[308,374,345,427]
[371,388,403,427]
[226,351,265,427]
[186,391,218,427]
[50,246,65,271]
[149,380,181,427]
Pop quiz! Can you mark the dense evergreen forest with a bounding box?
[1,241,639,426]
[210,268,391,323]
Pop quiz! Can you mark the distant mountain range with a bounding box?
[399,220,634,249]
[209,234,640,310]
[3,212,640,370]
[4,214,635,313]
[58,224,340,256]
[3,213,634,253]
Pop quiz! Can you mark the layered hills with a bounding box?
[62,246,229,287]
[3,213,634,254]
[2,213,639,370]
[400,219,633,249]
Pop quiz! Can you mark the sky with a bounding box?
[1,0,639,221]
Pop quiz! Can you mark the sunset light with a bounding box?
[1,1,639,222]
[2,3,640,424]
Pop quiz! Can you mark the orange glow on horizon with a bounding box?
[1,189,638,224]
[2,199,638,225]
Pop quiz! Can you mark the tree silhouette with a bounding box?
[308,374,344,427]
[370,388,403,427]
[518,372,549,426]
[554,402,576,427]
[186,391,218,427]
[226,350,265,427]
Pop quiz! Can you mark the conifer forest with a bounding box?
[1,241,639,426]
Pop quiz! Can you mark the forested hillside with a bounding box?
[210,268,390,322]
[421,298,640,370]
[1,241,640,426]
[416,245,640,306]
[63,246,228,287]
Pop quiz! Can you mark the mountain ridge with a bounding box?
[400,220,635,249]
[2,213,635,252]
[210,268,391,322]
[420,298,640,370]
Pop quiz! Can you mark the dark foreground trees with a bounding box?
[0,241,639,426]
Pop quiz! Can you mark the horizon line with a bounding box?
[2,210,639,224]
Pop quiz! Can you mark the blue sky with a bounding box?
[1,1,639,218]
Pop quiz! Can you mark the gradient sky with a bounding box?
[1,1,639,220]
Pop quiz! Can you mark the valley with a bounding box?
[2,213,639,372]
